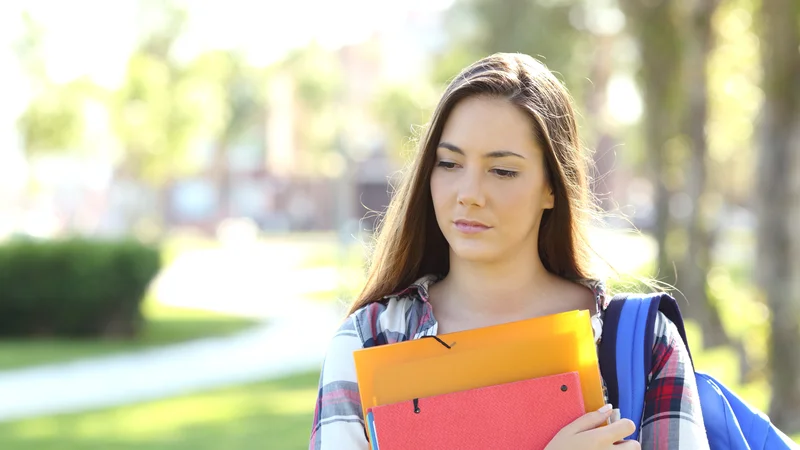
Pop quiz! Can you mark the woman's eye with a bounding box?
[492,169,518,178]
[437,161,457,169]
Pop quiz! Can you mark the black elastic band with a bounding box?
[421,335,455,349]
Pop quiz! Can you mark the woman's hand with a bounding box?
[544,404,641,450]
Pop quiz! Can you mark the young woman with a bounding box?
[309,53,709,450]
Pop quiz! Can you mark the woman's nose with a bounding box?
[457,170,485,207]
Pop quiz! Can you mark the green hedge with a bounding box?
[0,238,161,338]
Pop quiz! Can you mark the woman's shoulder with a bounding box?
[346,274,440,348]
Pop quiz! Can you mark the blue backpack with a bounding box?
[598,293,798,449]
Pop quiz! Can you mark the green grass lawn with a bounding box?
[0,371,321,450]
[0,298,258,371]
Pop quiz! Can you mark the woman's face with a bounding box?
[430,95,554,264]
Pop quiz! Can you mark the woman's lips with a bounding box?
[453,220,491,234]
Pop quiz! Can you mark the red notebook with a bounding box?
[366,372,585,450]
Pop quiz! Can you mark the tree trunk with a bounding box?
[678,0,731,350]
[620,0,683,284]
[758,0,800,432]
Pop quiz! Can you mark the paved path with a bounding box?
[0,297,343,422]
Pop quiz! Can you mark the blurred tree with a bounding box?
[618,0,683,286]
[757,0,800,431]
[13,12,85,157]
[620,0,736,352]
[274,43,344,174]
[703,0,766,382]
[575,3,626,214]
[188,50,265,217]
[706,0,762,206]
[11,11,46,79]
[371,82,436,162]
[111,1,222,187]
[17,80,87,156]
[676,0,731,350]
[11,10,106,204]
[436,0,585,86]
[283,44,343,112]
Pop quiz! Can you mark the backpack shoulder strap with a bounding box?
[651,293,694,364]
[598,292,689,441]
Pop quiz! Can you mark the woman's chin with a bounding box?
[450,245,500,264]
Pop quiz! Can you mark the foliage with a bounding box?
[280,44,344,112]
[16,80,86,155]
[275,43,346,169]
[371,82,437,161]
[12,12,95,157]
[707,0,762,204]
[187,50,265,145]
[111,51,218,185]
[0,238,160,338]
[109,1,229,186]
[434,0,590,90]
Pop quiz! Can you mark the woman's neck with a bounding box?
[434,249,559,319]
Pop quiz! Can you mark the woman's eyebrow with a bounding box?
[438,141,526,160]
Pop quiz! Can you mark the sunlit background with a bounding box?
[0,0,798,448]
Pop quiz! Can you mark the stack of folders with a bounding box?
[353,309,605,450]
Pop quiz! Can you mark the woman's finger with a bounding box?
[587,418,636,444]
[560,404,614,435]
[612,439,641,449]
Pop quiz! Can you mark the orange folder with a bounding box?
[366,371,586,450]
[353,309,605,424]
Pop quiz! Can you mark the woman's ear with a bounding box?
[543,187,555,210]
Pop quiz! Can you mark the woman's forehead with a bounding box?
[439,96,541,158]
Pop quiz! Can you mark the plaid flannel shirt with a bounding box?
[309,274,709,449]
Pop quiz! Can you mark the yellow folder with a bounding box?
[353,309,605,423]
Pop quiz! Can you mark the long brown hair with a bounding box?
[348,53,599,316]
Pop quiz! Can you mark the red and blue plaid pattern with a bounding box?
[640,312,709,448]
